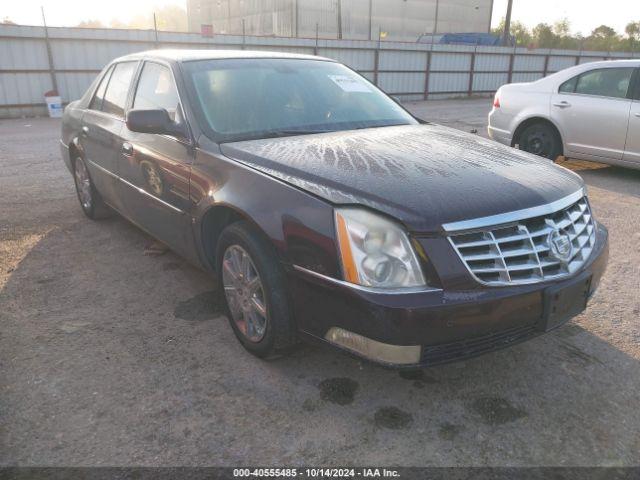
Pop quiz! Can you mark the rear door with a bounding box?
[116,60,194,257]
[81,61,138,207]
[550,67,634,160]
[622,69,640,165]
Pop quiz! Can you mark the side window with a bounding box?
[101,62,137,117]
[574,68,634,99]
[559,76,577,94]
[133,62,180,121]
[89,66,114,111]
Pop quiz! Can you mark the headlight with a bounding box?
[334,207,425,288]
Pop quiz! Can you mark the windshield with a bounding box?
[183,58,417,143]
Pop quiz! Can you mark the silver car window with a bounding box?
[573,68,634,99]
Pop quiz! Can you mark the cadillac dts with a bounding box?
[60,50,608,368]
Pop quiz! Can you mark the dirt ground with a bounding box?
[1,99,639,466]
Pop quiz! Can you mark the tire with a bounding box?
[216,221,297,358]
[72,154,112,220]
[517,122,562,161]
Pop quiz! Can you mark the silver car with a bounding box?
[488,59,640,169]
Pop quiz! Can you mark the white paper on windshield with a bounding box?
[328,74,372,93]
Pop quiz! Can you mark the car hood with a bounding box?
[220,124,584,233]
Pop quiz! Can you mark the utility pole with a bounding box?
[368,0,372,41]
[432,0,439,42]
[153,13,159,48]
[337,0,343,39]
[502,0,513,46]
[41,6,59,94]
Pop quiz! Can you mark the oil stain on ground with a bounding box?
[398,369,438,388]
[438,422,464,440]
[318,377,359,405]
[162,262,182,271]
[374,406,413,430]
[471,397,527,426]
[173,291,222,322]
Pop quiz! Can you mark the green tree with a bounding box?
[127,6,188,32]
[532,23,557,48]
[76,19,106,28]
[586,24,619,51]
[491,18,532,46]
[625,21,640,51]
[552,18,580,49]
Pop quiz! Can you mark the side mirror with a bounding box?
[126,109,186,137]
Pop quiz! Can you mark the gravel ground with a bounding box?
[1,99,639,466]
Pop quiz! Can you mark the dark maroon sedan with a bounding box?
[60,50,608,367]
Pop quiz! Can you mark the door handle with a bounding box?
[553,101,571,108]
[81,125,89,136]
[635,112,640,118]
[122,142,134,156]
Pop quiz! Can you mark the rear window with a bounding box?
[101,62,138,117]
[89,66,114,111]
[559,68,634,99]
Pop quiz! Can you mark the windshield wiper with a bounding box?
[265,129,333,138]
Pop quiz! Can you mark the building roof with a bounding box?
[115,49,332,63]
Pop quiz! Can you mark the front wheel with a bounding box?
[517,123,562,161]
[216,221,297,358]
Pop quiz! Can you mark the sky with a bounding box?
[490,0,634,36]
[2,0,636,36]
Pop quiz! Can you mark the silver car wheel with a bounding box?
[74,157,92,210]
[222,244,268,343]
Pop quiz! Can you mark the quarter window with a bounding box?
[89,65,114,111]
[558,76,577,93]
[101,62,137,117]
[133,62,180,121]
[573,68,634,99]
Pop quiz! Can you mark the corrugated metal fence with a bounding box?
[1,23,637,118]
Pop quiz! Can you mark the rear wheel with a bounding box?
[73,155,111,220]
[517,122,562,161]
[216,221,297,358]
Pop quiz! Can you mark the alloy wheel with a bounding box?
[74,157,92,210]
[222,244,268,342]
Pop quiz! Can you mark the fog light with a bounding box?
[325,327,421,365]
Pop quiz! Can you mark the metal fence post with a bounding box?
[507,43,516,83]
[507,52,515,84]
[423,49,432,100]
[242,19,246,49]
[543,54,549,77]
[373,27,381,86]
[314,23,319,55]
[468,49,476,96]
[40,7,59,94]
[153,13,160,48]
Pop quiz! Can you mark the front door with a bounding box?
[622,75,640,165]
[550,67,634,161]
[116,61,194,258]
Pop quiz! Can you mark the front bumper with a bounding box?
[288,223,608,368]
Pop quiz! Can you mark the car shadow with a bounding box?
[1,211,639,466]
[576,165,640,199]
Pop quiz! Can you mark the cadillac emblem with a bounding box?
[548,228,573,263]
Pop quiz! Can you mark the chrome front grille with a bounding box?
[448,195,596,286]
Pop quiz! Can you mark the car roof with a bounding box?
[560,59,640,75]
[112,49,334,64]
[576,59,640,68]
